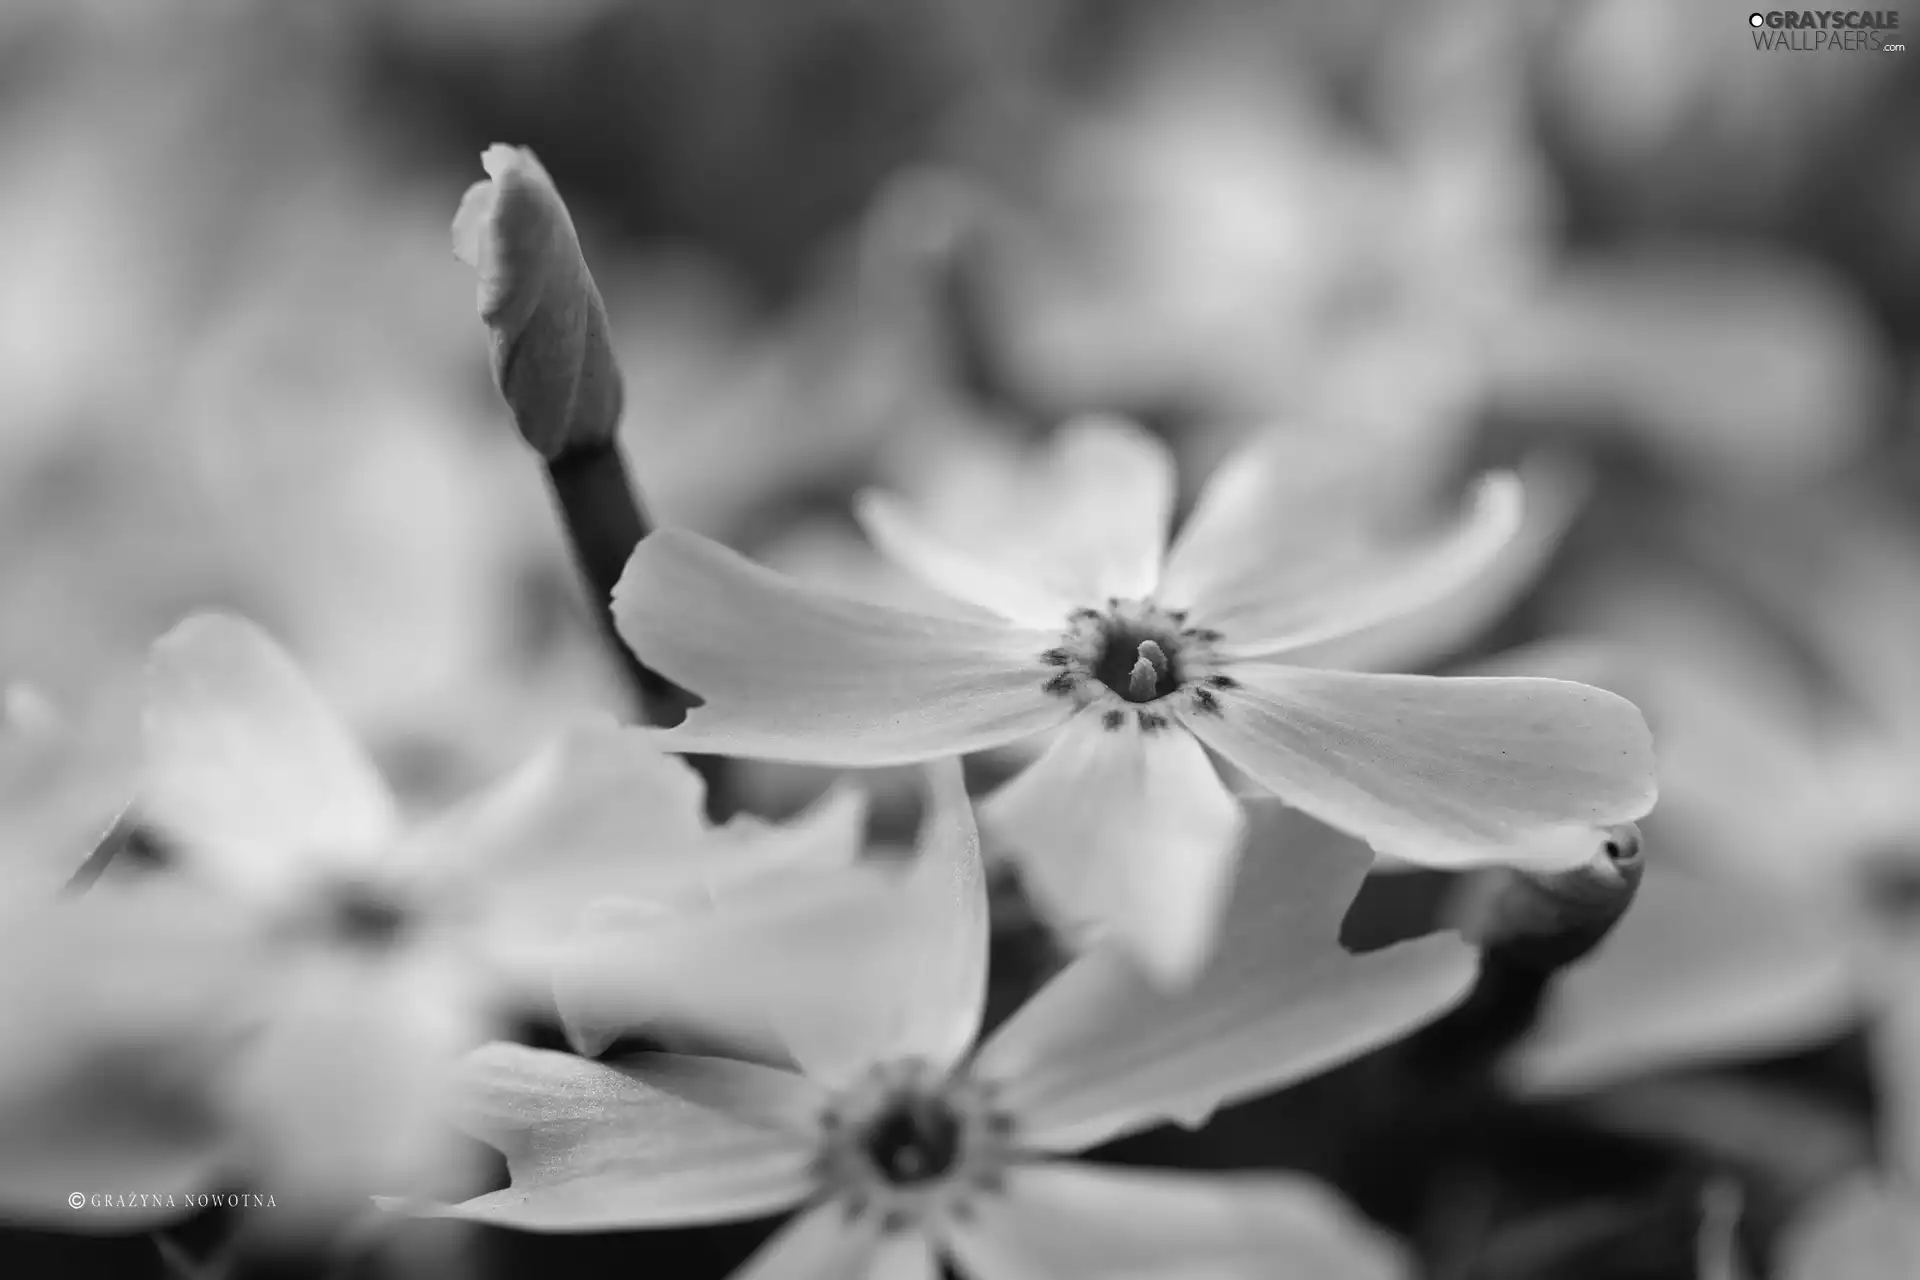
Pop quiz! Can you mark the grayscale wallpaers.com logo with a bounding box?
[1748,10,1904,50]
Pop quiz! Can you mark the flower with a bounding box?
[1495,494,1920,1099]
[613,418,1657,982]
[454,144,623,460]
[406,764,1474,1279]
[0,612,864,1232]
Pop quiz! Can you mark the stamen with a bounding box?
[1126,656,1157,701]
[1124,639,1172,702]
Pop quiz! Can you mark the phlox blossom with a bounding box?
[407,763,1478,1280]
[614,418,1656,981]
[0,613,861,1231]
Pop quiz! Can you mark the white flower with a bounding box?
[407,762,1475,1279]
[614,418,1657,982]
[1,613,863,1232]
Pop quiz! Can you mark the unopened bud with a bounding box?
[453,144,623,460]
[1447,822,1644,973]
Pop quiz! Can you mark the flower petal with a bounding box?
[982,708,1246,986]
[1204,473,1526,659]
[1779,1177,1919,1280]
[1033,416,1176,603]
[730,1202,883,1280]
[0,890,260,1228]
[1157,427,1443,628]
[141,614,398,899]
[852,489,1077,627]
[407,721,868,983]
[1179,665,1656,871]
[940,1164,1407,1280]
[619,1053,827,1140]
[975,804,1477,1151]
[1509,866,1858,1097]
[230,949,493,1236]
[417,1043,814,1230]
[860,417,1176,614]
[613,530,1069,765]
[1291,455,1587,673]
[556,763,986,1087]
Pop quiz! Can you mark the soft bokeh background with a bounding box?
[5,1,1920,1277]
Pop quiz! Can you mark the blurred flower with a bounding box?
[454,144,623,461]
[406,770,1467,1280]
[0,612,864,1233]
[1500,494,1920,1137]
[615,418,1656,982]
[1487,243,1893,490]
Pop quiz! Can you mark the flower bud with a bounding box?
[1447,822,1645,973]
[452,144,623,460]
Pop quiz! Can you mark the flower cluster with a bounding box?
[0,146,1661,1279]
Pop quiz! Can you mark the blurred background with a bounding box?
[4,0,1920,1277]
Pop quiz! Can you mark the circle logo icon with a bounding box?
[1749,12,1765,25]
[67,1192,86,1209]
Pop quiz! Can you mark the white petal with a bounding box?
[975,804,1477,1151]
[621,1053,827,1140]
[1779,1177,1919,1280]
[862,417,1176,615]
[1202,473,1525,659]
[555,766,986,1088]
[142,614,399,899]
[853,489,1077,627]
[0,890,260,1228]
[420,1043,814,1230]
[1180,665,1657,871]
[1156,427,1428,625]
[867,1231,940,1280]
[409,723,869,983]
[879,758,990,1071]
[230,949,492,1234]
[731,1202,883,1280]
[1292,455,1587,673]
[940,1164,1407,1280]
[613,530,1070,765]
[1510,866,1859,1097]
[1008,415,1175,603]
[983,708,1245,985]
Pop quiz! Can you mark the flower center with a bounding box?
[860,1094,963,1186]
[1095,626,1179,703]
[1038,599,1235,725]
[815,1059,1017,1231]
[321,879,414,950]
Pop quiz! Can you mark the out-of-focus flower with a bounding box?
[1487,244,1893,490]
[0,886,261,1228]
[454,144,623,461]
[404,772,1470,1279]
[1501,493,1920,1125]
[0,612,864,1233]
[615,418,1656,982]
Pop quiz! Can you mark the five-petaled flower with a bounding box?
[613,418,1658,981]
[404,764,1473,1279]
[0,613,863,1232]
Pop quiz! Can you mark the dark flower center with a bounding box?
[325,881,412,949]
[861,1094,963,1185]
[1093,622,1181,703]
[1860,846,1920,927]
